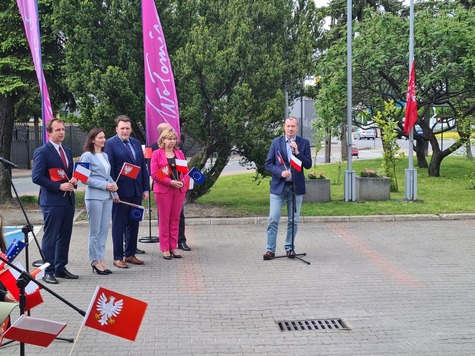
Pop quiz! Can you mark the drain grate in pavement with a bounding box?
[277,319,349,332]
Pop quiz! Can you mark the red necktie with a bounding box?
[59,146,68,169]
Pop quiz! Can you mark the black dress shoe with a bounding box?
[43,273,58,284]
[55,269,79,279]
[136,248,145,254]
[178,242,191,251]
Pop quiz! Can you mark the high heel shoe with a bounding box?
[170,250,182,259]
[163,252,172,260]
[91,262,108,275]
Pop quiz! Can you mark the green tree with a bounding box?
[316,3,475,177]
[54,0,320,201]
[0,0,67,203]
[174,0,319,200]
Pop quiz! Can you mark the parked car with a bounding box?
[353,128,376,140]
[395,125,423,139]
[351,145,359,158]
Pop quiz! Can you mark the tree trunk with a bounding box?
[341,123,348,161]
[324,129,331,163]
[0,95,15,203]
[414,139,428,168]
[428,150,443,176]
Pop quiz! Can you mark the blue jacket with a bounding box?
[265,136,312,195]
[32,142,75,206]
[104,135,149,198]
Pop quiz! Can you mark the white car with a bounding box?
[354,128,376,140]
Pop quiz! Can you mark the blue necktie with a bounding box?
[124,141,135,162]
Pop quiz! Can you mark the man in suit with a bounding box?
[105,115,149,268]
[263,117,312,260]
[32,118,79,284]
[150,123,191,251]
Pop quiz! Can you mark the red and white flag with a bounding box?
[0,262,43,311]
[157,164,172,181]
[175,159,188,173]
[117,162,141,181]
[48,168,68,182]
[73,163,91,183]
[3,314,66,347]
[83,286,148,341]
[290,155,302,172]
[403,60,418,135]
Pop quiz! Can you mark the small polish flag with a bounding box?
[290,155,302,172]
[3,314,66,347]
[48,168,68,182]
[0,262,44,311]
[118,162,141,180]
[73,162,91,183]
[157,164,172,181]
[175,159,188,173]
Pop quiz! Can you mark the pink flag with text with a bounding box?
[142,0,180,146]
[16,0,54,143]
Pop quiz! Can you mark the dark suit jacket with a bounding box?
[32,142,75,206]
[265,136,312,195]
[104,135,149,198]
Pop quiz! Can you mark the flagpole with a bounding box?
[405,0,417,200]
[344,0,356,202]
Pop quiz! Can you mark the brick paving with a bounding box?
[1,212,475,355]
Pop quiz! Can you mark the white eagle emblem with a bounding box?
[94,293,124,326]
[161,166,170,175]
[58,169,67,178]
[123,164,133,175]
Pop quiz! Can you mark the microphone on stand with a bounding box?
[0,157,18,168]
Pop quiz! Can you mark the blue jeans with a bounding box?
[266,185,303,253]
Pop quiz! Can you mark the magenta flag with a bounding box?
[142,0,180,146]
[16,0,54,143]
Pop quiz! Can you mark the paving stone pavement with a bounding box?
[1,214,475,355]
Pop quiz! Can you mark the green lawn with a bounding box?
[197,155,475,216]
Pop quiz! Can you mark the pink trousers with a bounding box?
[154,188,186,252]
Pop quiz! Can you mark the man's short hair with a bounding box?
[115,115,132,127]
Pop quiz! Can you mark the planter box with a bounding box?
[303,179,331,203]
[355,176,390,201]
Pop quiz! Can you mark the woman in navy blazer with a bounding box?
[150,129,189,260]
[80,128,118,275]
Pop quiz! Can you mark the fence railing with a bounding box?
[11,124,87,169]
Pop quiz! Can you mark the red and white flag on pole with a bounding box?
[403,60,418,135]
[73,162,91,183]
[175,159,188,173]
[48,168,69,182]
[290,155,302,172]
[117,162,141,181]
[0,262,43,311]
[3,314,66,347]
[83,286,148,341]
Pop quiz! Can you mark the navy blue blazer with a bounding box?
[265,136,312,195]
[32,142,75,206]
[104,135,149,198]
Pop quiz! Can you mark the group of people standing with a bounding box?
[31,114,311,284]
[32,115,191,284]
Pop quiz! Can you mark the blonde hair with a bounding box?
[158,129,178,148]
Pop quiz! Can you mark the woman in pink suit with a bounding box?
[150,129,189,260]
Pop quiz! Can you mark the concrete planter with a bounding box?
[355,176,390,201]
[303,179,331,203]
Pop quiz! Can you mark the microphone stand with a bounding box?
[274,156,310,265]
[0,162,46,270]
[139,158,158,244]
[0,255,86,353]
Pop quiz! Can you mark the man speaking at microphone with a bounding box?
[263,117,312,260]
